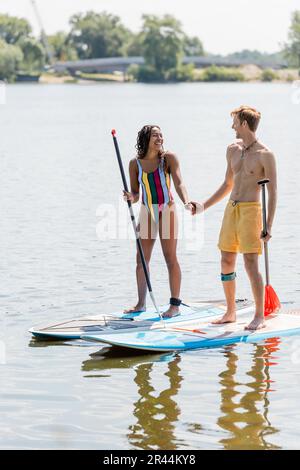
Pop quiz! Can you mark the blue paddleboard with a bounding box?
[81,309,300,352]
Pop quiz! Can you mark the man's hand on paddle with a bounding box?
[261,228,272,242]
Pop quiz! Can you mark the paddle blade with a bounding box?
[264,285,281,316]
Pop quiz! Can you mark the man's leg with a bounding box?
[243,253,265,330]
[212,251,237,324]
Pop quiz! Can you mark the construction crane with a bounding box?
[30,0,54,66]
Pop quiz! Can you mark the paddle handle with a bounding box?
[111,130,161,317]
[258,179,270,285]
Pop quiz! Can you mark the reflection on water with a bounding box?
[127,356,184,450]
[217,340,280,450]
[24,331,290,449]
[81,347,174,374]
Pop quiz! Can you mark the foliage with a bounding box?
[131,65,164,82]
[261,68,278,82]
[284,10,300,68]
[166,63,195,81]
[200,65,245,82]
[0,14,31,44]
[68,11,132,59]
[47,32,78,61]
[18,37,45,72]
[139,14,184,81]
[0,39,23,80]
[183,35,204,56]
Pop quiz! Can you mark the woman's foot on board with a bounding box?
[123,303,146,314]
[162,305,180,318]
[245,315,266,331]
[211,311,236,325]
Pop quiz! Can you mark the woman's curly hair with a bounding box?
[135,125,161,159]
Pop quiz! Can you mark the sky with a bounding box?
[0,0,298,55]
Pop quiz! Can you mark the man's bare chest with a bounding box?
[231,150,263,177]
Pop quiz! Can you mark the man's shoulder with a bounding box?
[227,140,242,157]
[258,143,275,159]
[228,140,242,150]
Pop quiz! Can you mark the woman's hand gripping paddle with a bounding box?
[111,130,164,325]
[258,179,281,316]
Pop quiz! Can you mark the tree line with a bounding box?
[0,10,299,82]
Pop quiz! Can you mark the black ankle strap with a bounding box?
[170,297,190,307]
[170,297,182,306]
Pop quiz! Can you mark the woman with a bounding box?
[123,125,192,318]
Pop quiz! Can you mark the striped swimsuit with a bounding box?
[137,156,173,223]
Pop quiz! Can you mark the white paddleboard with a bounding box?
[29,299,253,340]
[81,308,300,352]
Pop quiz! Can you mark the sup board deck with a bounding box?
[81,309,300,352]
[29,299,253,340]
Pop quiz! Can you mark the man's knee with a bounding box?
[221,252,236,271]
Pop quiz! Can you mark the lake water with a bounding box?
[0,82,300,449]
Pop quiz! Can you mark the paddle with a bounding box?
[111,129,163,322]
[258,179,281,316]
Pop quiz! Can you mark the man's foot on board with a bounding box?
[162,305,180,319]
[245,316,266,331]
[211,311,236,325]
[123,304,146,314]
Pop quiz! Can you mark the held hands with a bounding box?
[186,201,204,216]
[184,202,194,213]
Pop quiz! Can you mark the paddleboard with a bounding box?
[29,299,253,340]
[81,308,300,352]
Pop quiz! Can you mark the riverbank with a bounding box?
[37,66,298,84]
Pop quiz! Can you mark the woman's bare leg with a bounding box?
[124,209,157,313]
[159,205,181,318]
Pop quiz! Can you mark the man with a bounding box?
[192,105,277,330]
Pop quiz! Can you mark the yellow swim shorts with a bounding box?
[218,200,263,254]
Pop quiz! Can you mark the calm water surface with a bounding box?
[0,82,300,449]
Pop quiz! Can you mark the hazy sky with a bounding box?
[0,0,298,54]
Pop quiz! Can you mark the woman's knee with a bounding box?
[136,253,151,267]
[164,254,179,269]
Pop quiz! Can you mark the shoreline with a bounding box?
[36,67,299,84]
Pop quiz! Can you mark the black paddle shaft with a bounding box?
[258,178,270,285]
[111,130,159,311]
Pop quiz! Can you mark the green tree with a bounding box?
[125,32,144,56]
[285,10,300,68]
[183,35,204,56]
[68,11,131,58]
[18,37,45,72]
[140,14,184,81]
[0,39,23,80]
[0,14,31,44]
[47,32,78,61]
